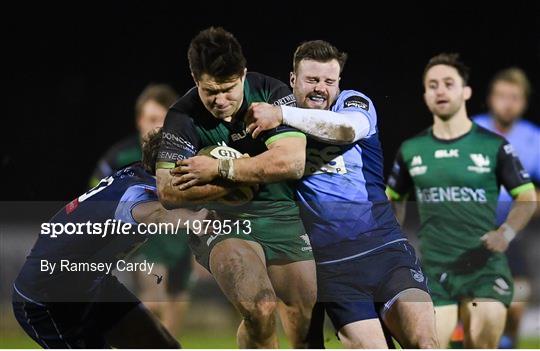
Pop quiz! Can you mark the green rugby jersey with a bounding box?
[387,123,533,266]
[157,72,304,217]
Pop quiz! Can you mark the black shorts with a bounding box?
[506,238,529,278]
[12,275,140,348]
[316,240,430,330]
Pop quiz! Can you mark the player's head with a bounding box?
[487,67,530,127]
[141,127,163,175]
[188,27,247,120]
[291,40,347,110]
[135,84,178,138]
[422,53,472,120]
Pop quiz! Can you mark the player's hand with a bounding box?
[170,156,219,190]
[480,229,509,253]
[245,102,283,139]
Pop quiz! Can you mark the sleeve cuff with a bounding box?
[156,161,176,169]
[385,186,404,201]
[265,131,306,146]
[509,182,535,197]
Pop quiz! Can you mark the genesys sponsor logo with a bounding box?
[157,151,186,162]
[415,186,487,203]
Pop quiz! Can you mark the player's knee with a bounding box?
[253,289,278,319]
[243,288,278,323]
[415,334,440,349]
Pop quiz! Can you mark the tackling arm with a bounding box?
[156,168,232,209]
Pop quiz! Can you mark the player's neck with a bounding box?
[493,118,514,135]
[433,108,472,140]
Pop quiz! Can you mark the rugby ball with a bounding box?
[197,145,256,206]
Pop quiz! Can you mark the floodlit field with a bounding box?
[1,329,539,349]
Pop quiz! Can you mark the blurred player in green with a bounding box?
[90,84,194,337]
[386,53,537,348]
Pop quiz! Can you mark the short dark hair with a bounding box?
[188,27,247,81]
[135,84,178,120]
[489,67,531,99]
[293,40,348,73]
[141,128,163,175]
[423,53,470,85]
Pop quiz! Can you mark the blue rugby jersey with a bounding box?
[297,90,404,264]
[14,164,158,300]
[473,114,540,224]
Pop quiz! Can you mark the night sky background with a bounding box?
[4,2,540,200]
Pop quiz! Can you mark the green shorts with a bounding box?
[138,233,191,267]
[188,215,314,272]
[424,252,513,307]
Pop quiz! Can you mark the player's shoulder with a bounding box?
[169,87,201,114]
[246,71,287,88]
[515,118,540,135]
[113,163,156,186]
[401,127,432,146]
[245,72,294,106]
[473,123,507,145]
[397,128,433,158]
[335,90,372,110]
[165,87,206,129]
[471,113,492,129]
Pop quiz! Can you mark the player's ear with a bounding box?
[464,86,472,101]
[290,71,296,88]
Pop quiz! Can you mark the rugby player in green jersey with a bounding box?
[155,28,316,348]
[386,53,537,348]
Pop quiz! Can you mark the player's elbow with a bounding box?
[269,154,305,180]
[338,125,357,143]
[284,154,306,180]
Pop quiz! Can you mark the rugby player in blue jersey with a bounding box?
[473,68,540,348]
[12,129,211,348]
[246,40,438,348]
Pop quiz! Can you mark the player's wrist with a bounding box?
[280,105,294,126]
[218,159,236,181]
[276,105,284,124]
[500,223,516,243]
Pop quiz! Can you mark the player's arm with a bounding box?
[155,110,233,209]
[132,201,216,230]
[246,103,369,144]
[171,133,306,189]
[481,142,537,252]
[157,169,233,208]
[246,93,375,145]
[386,147,413,225]
[226,133,306,183]
[116,185,218,235]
